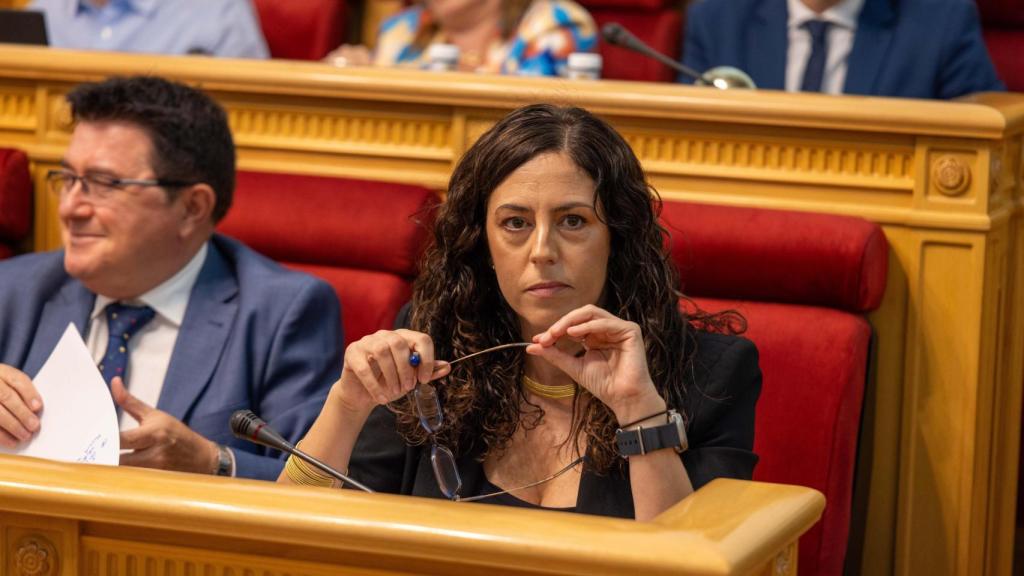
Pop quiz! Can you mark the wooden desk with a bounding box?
[0,455,822,576]
[0,47,1018,576]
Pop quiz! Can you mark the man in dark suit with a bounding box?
[680,0,1006,99]
[0,76,342,480]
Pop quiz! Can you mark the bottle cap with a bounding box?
[567,52,603,71]
[426,43,460,67]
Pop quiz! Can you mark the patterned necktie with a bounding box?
[98,303,156,385]
[800,20,832,92]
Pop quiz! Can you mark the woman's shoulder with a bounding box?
[687,330,760,389]
[692,330,758,362]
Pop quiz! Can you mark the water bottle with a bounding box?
[567,52,602,80]
[426,43,460,72]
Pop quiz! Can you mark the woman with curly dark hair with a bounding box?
[282,104,761,520]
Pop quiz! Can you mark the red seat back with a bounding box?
[0,148,32,259]
[579,0,683,82]
[219,171,438,345]
[252,0,347,60]
[662,200,888,576]
[977,0,1024,91]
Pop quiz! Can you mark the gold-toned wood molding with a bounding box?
[931,154,972,196]
[12,535,58,576]
[0,46,1013,140]
[0,455,824,576]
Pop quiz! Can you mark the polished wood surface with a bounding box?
[0,46,1019,576]
[0,454,821,576]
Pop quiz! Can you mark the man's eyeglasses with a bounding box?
[411,353,585,503]
[46,170,197,203]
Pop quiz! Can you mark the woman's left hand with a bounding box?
[528,305,666,423]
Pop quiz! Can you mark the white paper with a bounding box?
[0,323,120,465]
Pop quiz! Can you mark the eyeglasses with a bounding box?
[410,344,585,503]
[46,169,197,204]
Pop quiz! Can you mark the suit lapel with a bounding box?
[24,280,94,378]
[844,0,896,95]
[748,0,789,90]
[158,244,238,421]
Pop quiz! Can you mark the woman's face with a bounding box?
[486,152,611,338]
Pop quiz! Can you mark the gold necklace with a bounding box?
[522,374,577,399]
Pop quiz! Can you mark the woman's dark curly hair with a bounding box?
[395,104,743,473]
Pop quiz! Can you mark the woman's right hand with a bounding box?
[334,329,451,415]
[324,44,372,67]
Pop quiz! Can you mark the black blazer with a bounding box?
[348,330,761,518]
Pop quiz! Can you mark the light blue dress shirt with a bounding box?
[29,0,269,58]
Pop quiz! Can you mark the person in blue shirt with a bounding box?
[30,0,269,59]
[680,0,1005,99]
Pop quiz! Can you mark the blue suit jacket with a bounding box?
[0,234,342,480]
[681,0,1006,99]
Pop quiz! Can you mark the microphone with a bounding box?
[601,22,705,83]
[600,23,756,89]
[230,410,374,493]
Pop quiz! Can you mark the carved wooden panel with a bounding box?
[1,516,77,576]
[624,132,914,186]
[0,87,37,132]
[228,106,453,161]
[82,537,407,576]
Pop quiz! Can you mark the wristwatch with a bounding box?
[214,444,233,476]
[615,409,688,458]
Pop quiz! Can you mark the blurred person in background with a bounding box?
[680,0,1004,98]
[328,0,596,76]
[31,0,269,58]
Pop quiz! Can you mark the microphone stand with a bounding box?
[281,444,375,493]
[230,410,374,493]
[601,23,756,89]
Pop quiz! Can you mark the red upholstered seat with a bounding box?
[662,201,887,576]
[0,148,33,259]
[252,0,347,60]
[578,0,683,82]
[977,0,1024,91]
[661,201,887,312]
[218,171,438,345]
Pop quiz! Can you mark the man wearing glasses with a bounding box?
[0,75,342,480]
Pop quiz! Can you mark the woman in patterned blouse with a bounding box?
[328,0,597,77]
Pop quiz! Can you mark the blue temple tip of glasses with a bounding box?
[409,351,421,367]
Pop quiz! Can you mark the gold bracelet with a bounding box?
[284,453,338,488]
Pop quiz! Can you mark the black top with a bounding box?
[473,476,578,512]
[347,329,761,519]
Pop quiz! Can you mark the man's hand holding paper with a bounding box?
[0,363,42,448]
[0,324,120,465]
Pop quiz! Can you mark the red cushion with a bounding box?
[219,171,438,345]
[661,201,888,313]
[221,171,437,277]
[693,297,870,576]
[0,244,11,260]
[0,148,32,243]
[252,0,347,60]
[286,262,412,345]
[977,0,1024,25]
[591,10,682,82]
[984,30,1024,92]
